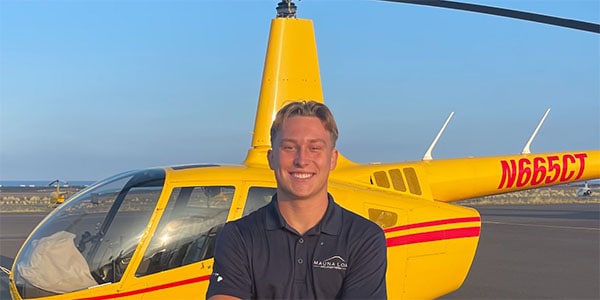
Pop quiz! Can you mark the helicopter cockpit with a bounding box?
[12,167,276,299]
[13,169,165,297]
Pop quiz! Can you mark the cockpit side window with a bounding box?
[136,186,234,277]
[242,187,275,217]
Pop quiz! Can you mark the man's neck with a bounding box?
[276,194,328,235]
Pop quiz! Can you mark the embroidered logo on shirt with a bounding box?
[313,255,348,270]
[212,272,224,282]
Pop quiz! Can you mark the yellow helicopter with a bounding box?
[48,180,68,207]
[8,1,600,299]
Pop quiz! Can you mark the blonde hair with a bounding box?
[270,101,339,147]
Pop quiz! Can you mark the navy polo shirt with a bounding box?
[206,194,387,299]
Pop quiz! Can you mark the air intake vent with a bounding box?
[389,169,406,192]
[403,167,422,195]
[370,168,421,195]
[372,171,390,188]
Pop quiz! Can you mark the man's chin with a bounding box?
[279,188,327,202]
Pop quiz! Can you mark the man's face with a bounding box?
[268,116,338,201]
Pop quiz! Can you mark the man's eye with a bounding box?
[310,146,323,151]
[282,145,295,151]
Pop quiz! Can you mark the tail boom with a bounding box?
[424,150,600,202]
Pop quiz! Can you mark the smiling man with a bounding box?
[207,101,387,299]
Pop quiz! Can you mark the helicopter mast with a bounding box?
[276,0,297,18]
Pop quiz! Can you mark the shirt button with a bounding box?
[297,258,303,264]
[298,238,304,244]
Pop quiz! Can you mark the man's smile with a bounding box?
[291,172,314,179]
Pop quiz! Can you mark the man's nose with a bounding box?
[294,148,310,166]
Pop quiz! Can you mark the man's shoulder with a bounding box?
[218,204,272,255]
[228,204,269,231]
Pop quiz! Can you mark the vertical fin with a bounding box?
[244,15,323,166]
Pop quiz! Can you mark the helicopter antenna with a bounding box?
[521,108,550,154]
[276,0,298,18]
[423,111,454,161]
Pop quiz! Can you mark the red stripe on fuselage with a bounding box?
[383,217,481,247]
[386,227,481,247]
[74,275,211,300]
[383,217,481,234]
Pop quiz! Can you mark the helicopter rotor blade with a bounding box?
[379,0,600,34]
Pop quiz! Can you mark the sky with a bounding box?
[1,0,598,181]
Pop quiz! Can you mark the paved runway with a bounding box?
[1,204,599,299]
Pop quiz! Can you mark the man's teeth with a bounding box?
[293,173,312,179]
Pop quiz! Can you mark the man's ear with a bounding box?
[267,149,275,170]
[330,149,338,170]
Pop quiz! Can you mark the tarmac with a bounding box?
[443,204,600,299]
[1,204,599,299]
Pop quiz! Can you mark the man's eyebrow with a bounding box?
[279,138,298,144]
[279,138,327,143]
[308,139,327,144]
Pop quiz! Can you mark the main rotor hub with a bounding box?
[276,0,297,18]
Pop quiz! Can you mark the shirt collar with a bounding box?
[264,193,342,236]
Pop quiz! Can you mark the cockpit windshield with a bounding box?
[13,169,165,298]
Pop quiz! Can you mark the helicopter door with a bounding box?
[136,185,234,277]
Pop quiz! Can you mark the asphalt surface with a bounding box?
[1,204,599,299]
[0,212,46,300]
[443,204,600,300]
